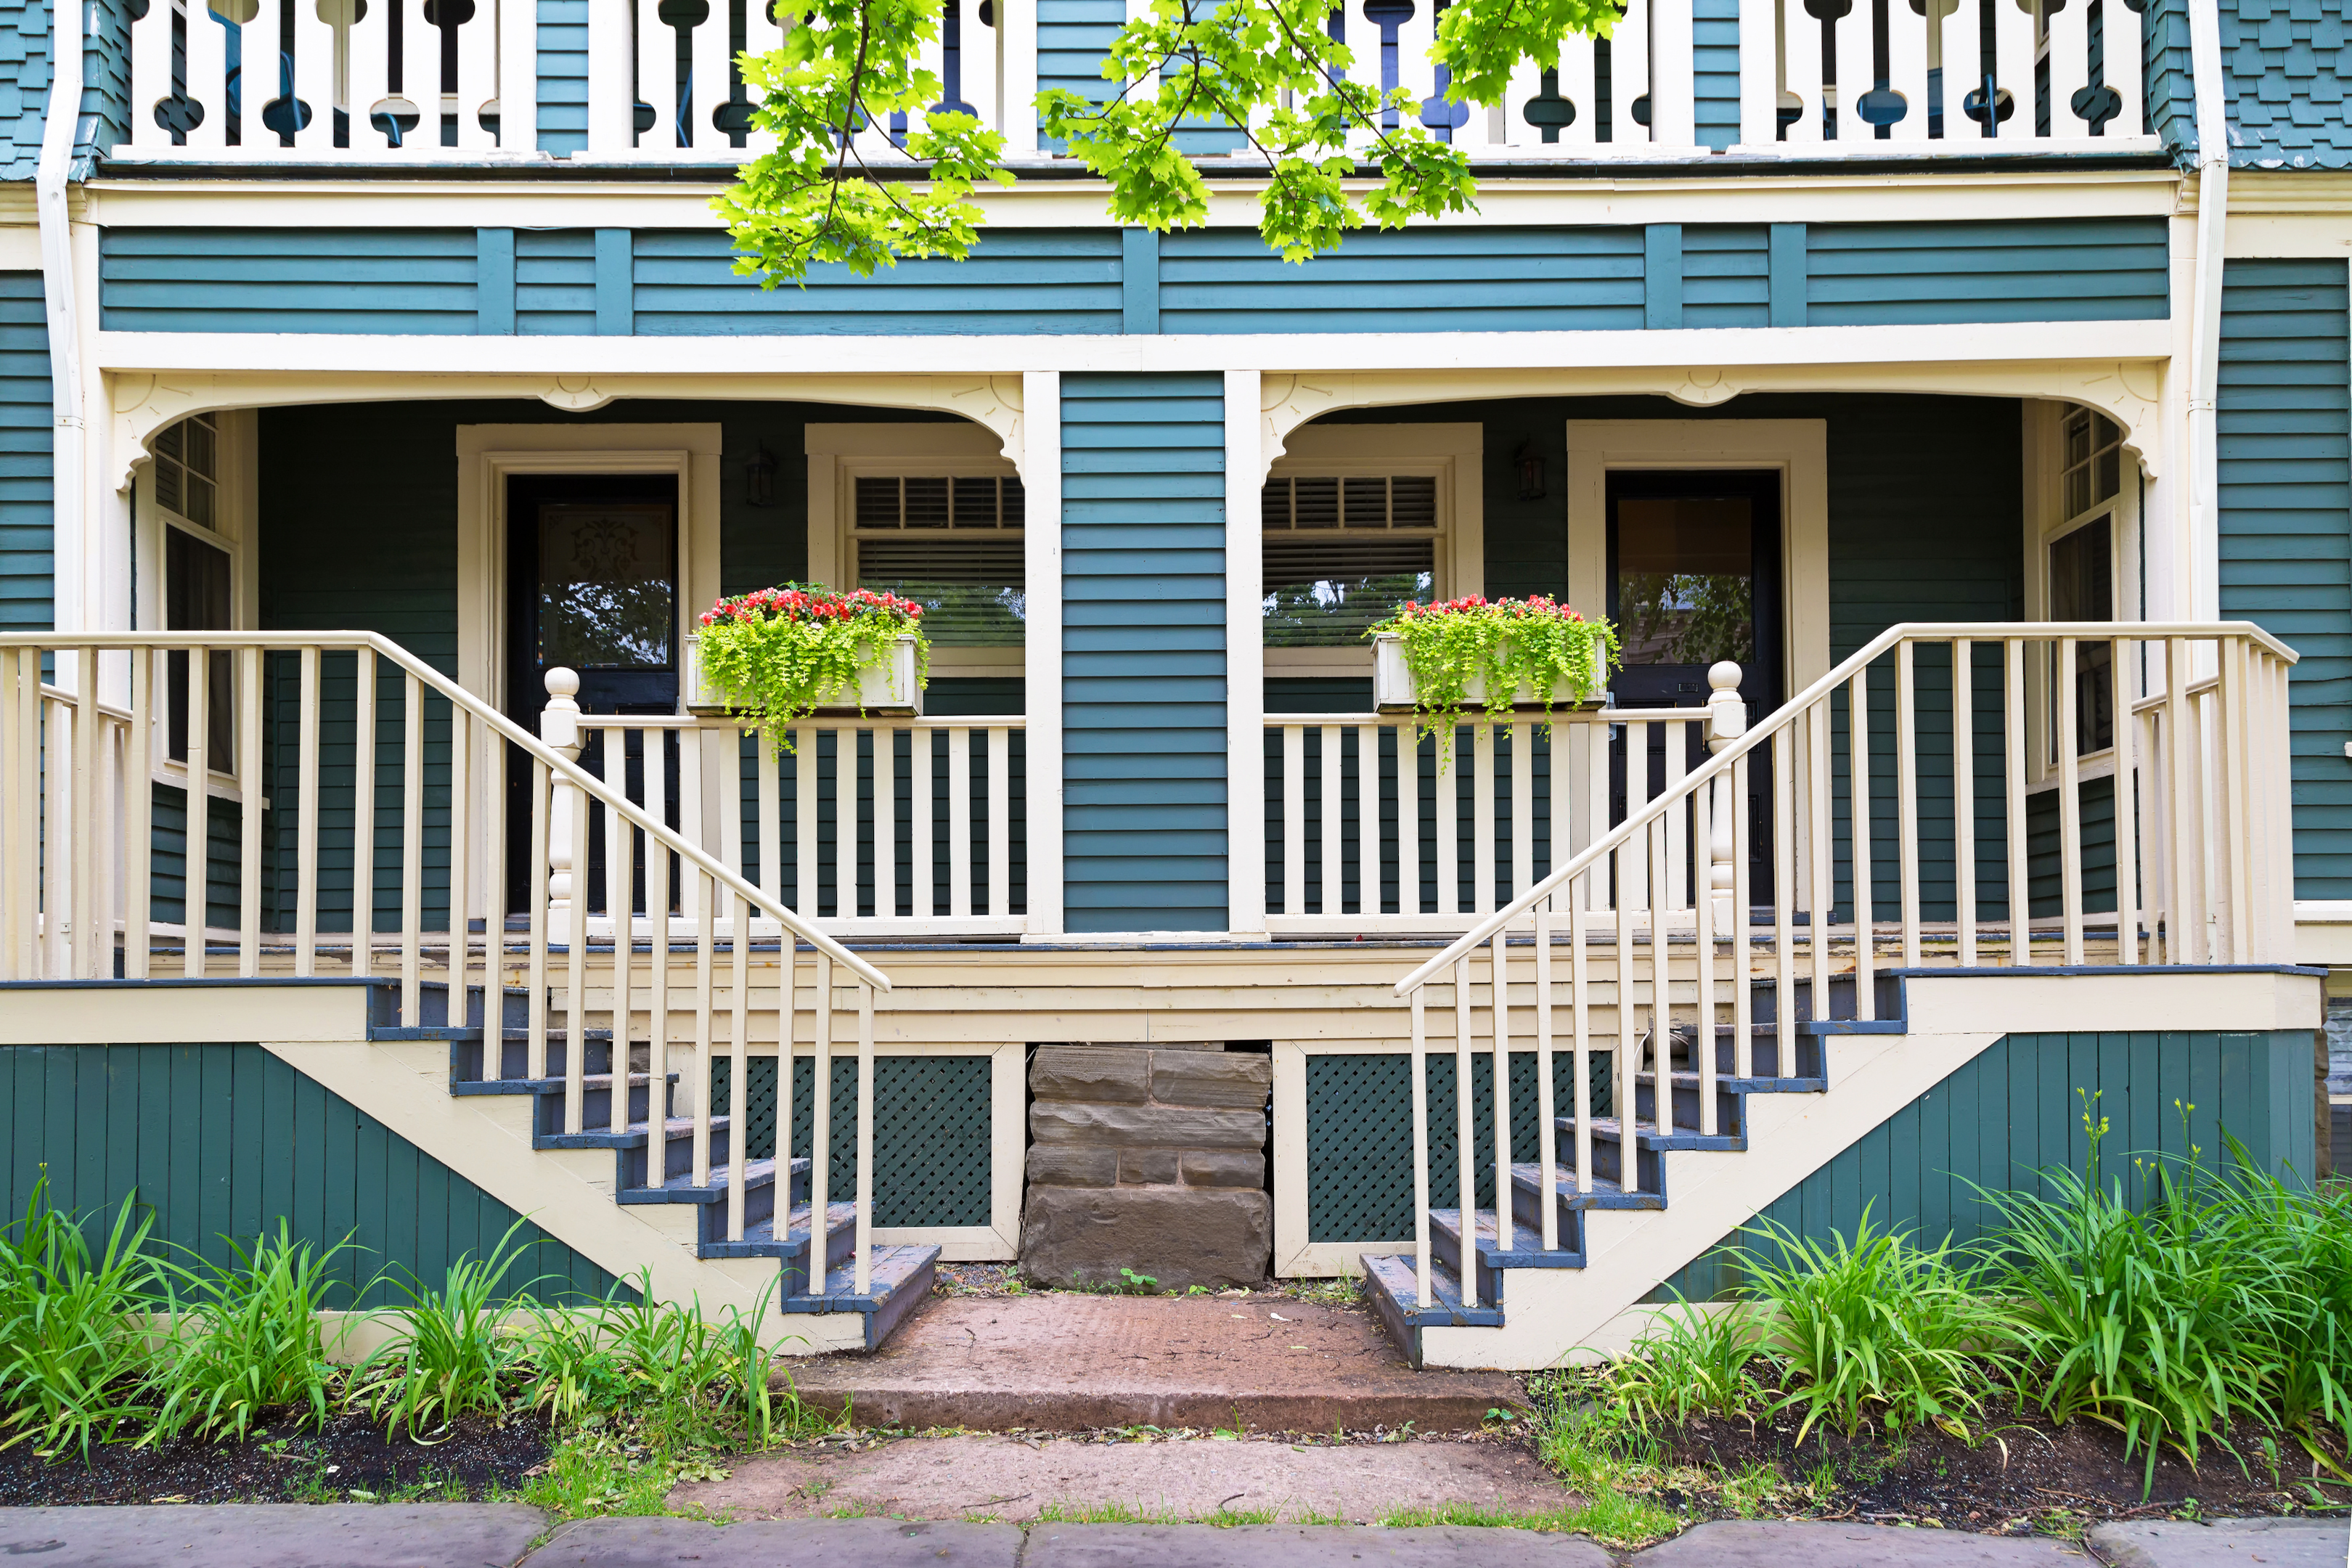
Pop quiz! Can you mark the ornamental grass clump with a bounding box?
[1370,595,1617,764]
[0,1180,164,1458]
[147,1223,365,1445]
[697,584,928,750]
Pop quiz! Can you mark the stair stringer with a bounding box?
[1416,1024,2002,1371]
[261,1039,867,1352]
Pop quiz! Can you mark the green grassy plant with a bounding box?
[147,1223,365,1445]
[0,1180,164,1458]
[1732,1203,2014,1442]
[351,1220,542,1438]
[1605,1297,1767,1424]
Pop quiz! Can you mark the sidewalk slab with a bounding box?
[785,1294,1522,1432]
[518,1517,1021,1567]
[0,1502,550,1568]
[1630,1521,2095,1564]
[1021,1522,1612,1567]
[668,1432,1574,1524]
[2087,1517,2349,1568]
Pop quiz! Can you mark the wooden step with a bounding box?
[1429,1207,1583,1302]
[780,1245,943,1351]
[1360,1254,1503,1368]
[1508,1161,1665,1216]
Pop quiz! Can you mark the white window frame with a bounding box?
[1260,423,1482,677]
[2024,399,2140,789]
[807,423,1025,679]
[134,408,258,801]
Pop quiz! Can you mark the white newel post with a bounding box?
[542,669,584,948]
[1706,661,1746,929]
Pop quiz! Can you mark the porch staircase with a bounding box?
[376,984,938,1350]
[1362,975,1890,1368]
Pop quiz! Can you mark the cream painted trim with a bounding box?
[2295,902,2352,968]
[78,167,2182,232]
[2021,399,2142,786]
[1022,371,1064,939]
[1271,1039,1307,1270]
[0,983,374,1045]
[0,225,41,269]
[105,370,1028,496]
[1228,371,1267,937]
[804,422,1023,683]
[452,425,723,713]
[1564,418,1830,701]
[1898,968,2322,1034]
[2224,217,2352,258]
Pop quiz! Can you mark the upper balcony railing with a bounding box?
[122,0,2157,167]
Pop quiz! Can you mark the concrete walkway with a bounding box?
[0,1506,2343,1566]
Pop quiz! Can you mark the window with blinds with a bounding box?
[851,474,1026,646]
[1261,474,1440,647]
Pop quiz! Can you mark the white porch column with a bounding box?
[1226,369,1265,937]
[1022,370,1064,937]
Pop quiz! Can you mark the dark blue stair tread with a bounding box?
[695,1198,853,1259]
[783,1244,941,1313]
[451,1069,676,1098]
[1553,1115,1745,1153]
[1429,1208,1585,1270]
[1509,1162,1666,1211]
[620,1155,783,1204]
[1360,1254,1506,1328]
[536,1113,732,1151]
[1639,1070,1826,1094]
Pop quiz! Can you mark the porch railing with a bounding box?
[547,674,1024,941]
[0,632,896,1284]
[1264,695,1723,935]
[1387,621,2298,1310]
[120,0,2152,166]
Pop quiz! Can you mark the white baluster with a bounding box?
[184,1,230,149]
[2107,0,2145,140]
[1737,0,1779,145]
[345,0,394,149]
[542,669,584,948]
[240,0,283,152]
[131,0,177,149]
[2046,0,2092,136]
[1830,0,1870,144]
[1780,0,1826,144]
[456,0,499,147]
[499,0,537,147]
[1990,0,2035,142]
[1556,41,1599,149]
[1609,0,1651,145]
[690,0,730,152]
[1647,0,1694,146]
[587,0,634,153]
[637,0,671,150]
[1887,0,1932,141]
[400,0,440,153]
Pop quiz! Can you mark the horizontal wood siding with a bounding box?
[1657,1029,2322,1301]
[1158,227,1646,334]
[537,0,589,155]
[1692,0,1741,151]
[1061,372,1228,931]
[2216,259,2352,898]
[0,273,49,628]
[1037,0,1122,144]
[99,229,481,333]
[516,228,597,333]
[630,229,1123,335]
[1804,219,2171,326]
[1683,224,1768,328]
[0,1043,621,1307]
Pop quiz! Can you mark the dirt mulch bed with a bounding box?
[1648,1403,2351,1533]
[0,1410,552,1506]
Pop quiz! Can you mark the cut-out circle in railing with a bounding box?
[1420,91,1469,131]
[1803,0,1853,22]
[368,94,422,145]
[1776,89,1805,130]
[1962,83,2015,125]
[423,0,474,25]
[317,0,365,25]
[658,0,711,25]
[152,94,203,139]
[713,99,754,144]
[1630,92,1649,127]
[1363,0,1414,26]
[262,93,314,135]
[208,0,259,25]
[976,0,992,24]
[1855,86,1908,126]
[2070,82,2122,130]
[633,99,658,135]
[1523,71,1576,140]
[1905,0,1962,17]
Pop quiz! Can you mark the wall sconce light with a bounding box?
[1514,442,1546,502]
[744,443,777,507]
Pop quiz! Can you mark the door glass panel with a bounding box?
[1614,496,1756,670]
[536,502,676,671]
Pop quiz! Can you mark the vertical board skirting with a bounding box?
[1654,1029,2322,1302]
[0,273,51,629]
[1643,224,1685,329]
[1804,219,2171,325]
[2217,258,2352,899]
[476,228,517,335]
[1060,372,1228,932]
[1122,228,1161,335]
[1768,224,1807,327]
[0,1044,624,1307]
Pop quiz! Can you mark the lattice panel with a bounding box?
[708,1055,992,1228]
[1305,1050,1614,1244]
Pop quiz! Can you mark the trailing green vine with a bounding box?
[696,584,928,752]
[1369,594,1617,765]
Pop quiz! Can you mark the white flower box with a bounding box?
[685,632,923,718]
[1372,632,1609,714]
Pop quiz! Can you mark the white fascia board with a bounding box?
[81,167,2181,230]
[94,317,2175,378]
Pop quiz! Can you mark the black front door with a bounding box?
[505,473,682,919]
[1605,469,1784,905]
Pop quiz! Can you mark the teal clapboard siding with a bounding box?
[1158,227,1646,334]
[2217,259,2352,899]
[1655,1029,2322,1302]
[1805,219,2171,326]
[537,0,589,155]
[2144,0,2195,155]
[629,229,1124,335]
[1683,225,1768,327]
[1061,373,1228,932]
[516,228,598,333]
[0,1042,623,1307]
[1692,0,1741,152]
[0,0,52,179]
[99,229,481,334]
[1037,0,1122,140]
[0,273,51,629]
